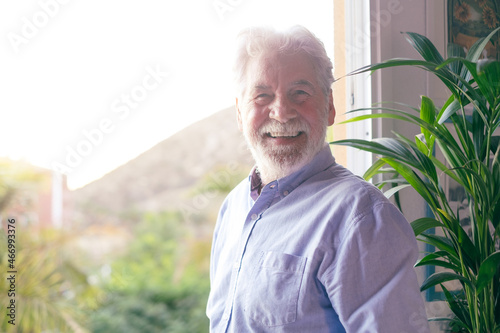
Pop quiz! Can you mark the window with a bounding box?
[330,0,372,176]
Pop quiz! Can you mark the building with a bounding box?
[0,158,69,229]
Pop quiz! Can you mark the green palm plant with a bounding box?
[332,28,500,332]
[0,229,95,333]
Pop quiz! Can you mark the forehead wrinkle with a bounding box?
[243,59,276,98]
[244,52,320,98]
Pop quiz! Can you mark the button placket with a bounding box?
[222,183,277,331]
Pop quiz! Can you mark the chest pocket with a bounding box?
[245,251,307,327]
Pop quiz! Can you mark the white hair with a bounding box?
[233,25,334,99]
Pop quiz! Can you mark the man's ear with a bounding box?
[236,97,243,132]
[327,90,336,126]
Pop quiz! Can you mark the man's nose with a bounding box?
[269,95,297,123]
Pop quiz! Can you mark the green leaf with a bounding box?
[492,194,500,232]
[435,58,489,121]
[331,139,403,162]
[441,284,472,330]
[427,317,453,322]
[459,166,490,205]
[415,259,460,271]
[491,136,500,155]
[472,105,486,161]
[362,159,386,181]
[416,250,461,268]
[382,158,438,207]
[383,184,411,199]
[375,177,408,186]
[394,133,439,184]
[437,98,461,125]
[476,58,497,73]
[332,138,422,171]
[375,138,418,165]
[347,59,443,77]
[340,105,442,137]
[454,224,480,275]
[418,233,456,255]
[403,32,444,64]
[339,111,415,125]
[466,26,500,62]
[411,217,444,236]
[476,251,500,293]
[415,134,429,156]
[420,96,436,126]
[447,43,466,73]
[477,60,500,105]
[420,272,472,292]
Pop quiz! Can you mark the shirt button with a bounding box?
[283,190,289,196]
[251,214,258,220]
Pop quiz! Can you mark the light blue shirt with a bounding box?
[207,145,430,332]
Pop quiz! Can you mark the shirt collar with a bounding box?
[248,143,336,199]
[249,166,262,201]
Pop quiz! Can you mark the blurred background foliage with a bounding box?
[0,228,96,332]
[87,211,211,333]
[0,160,247,332]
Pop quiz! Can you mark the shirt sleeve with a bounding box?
[209,196,228,287]
[321,201,430,333]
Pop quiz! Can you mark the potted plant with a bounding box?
[331,27,500,332]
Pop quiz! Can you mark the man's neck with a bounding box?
[255,168,275,192]
[256,164,298,188]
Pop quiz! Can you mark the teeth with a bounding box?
[268,132,301,138]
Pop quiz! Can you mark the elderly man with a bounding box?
[207,25,430,332]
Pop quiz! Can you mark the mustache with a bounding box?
[258,119,309,136]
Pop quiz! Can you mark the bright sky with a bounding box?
[0,0,333,189]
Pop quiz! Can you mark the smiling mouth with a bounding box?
[266,131,304,139]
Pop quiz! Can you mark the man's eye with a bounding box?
[254,94,272,104]
[291,90,310,102]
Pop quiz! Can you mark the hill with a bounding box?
[69,106,254,224]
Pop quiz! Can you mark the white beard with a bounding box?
[242,115,327,185]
